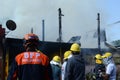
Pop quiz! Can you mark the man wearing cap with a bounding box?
[102,52,116,80]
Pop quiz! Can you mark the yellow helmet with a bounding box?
[95,54,102,60]
[53,56,61,63]
[102,52,112,58]
[102,52,113,65]
[70,43,80,52]
[64,51,72,60]
[94,54,102,64]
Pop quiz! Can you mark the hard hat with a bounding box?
[102,52,113,65]
[53,56,61,63]
[24,33,39,41]
[102,52,112,58]
[23,33,39,48]
[70,43,80,52]
[64,51,72,60]
[94,54,103,64]
[94,54,102,60]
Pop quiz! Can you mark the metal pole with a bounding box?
[31,28,33,33]
[97,13,101,53]
[58,8,64,62]
[42,20,45,41]
[58,8,62,43]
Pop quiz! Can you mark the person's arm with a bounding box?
[102,64,113,80]
[64,60,73,80]
[56,66,62,80]
[102,74,110,80]
[47,63,53,80]
[7,59,18,80]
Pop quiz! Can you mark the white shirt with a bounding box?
[61,54,72,80]
[61,61,67,80]
[106,63,116,80]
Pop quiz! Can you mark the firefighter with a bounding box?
[7,33,53,80]
[64,43,85,80]
[94,54,105,80]
[50,55,61,80]
[102,52,116,80]
[61,50,72,80]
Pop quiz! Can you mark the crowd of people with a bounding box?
[7,33,117,80]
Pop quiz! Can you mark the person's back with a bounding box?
[61,50,72,80]
[8,51,51,80]
[51,63,61,80]
[64,43,85,80]
[7,33,53,80]
[65,54,85,80]
[50,56,61,80]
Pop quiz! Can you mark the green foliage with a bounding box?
[86,72,96,80]
[112,40,120,47]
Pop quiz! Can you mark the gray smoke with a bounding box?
[0,0,109,48]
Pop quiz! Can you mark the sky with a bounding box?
[0,0,120,48]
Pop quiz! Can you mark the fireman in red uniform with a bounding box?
[7,33,53,80]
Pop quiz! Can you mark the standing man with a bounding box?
[61,50,72,80]
[102,52,116,80]
[50,55,61,80]
[94,54,105,80]
[64,43,85,80]
[7,33,53,80]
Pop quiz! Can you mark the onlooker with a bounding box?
[64,43,85,80]
[50,55,61,80]
[7,33,53,80]
[61,50,72,80]
[94,54,105,80]
[102,52,116,80]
